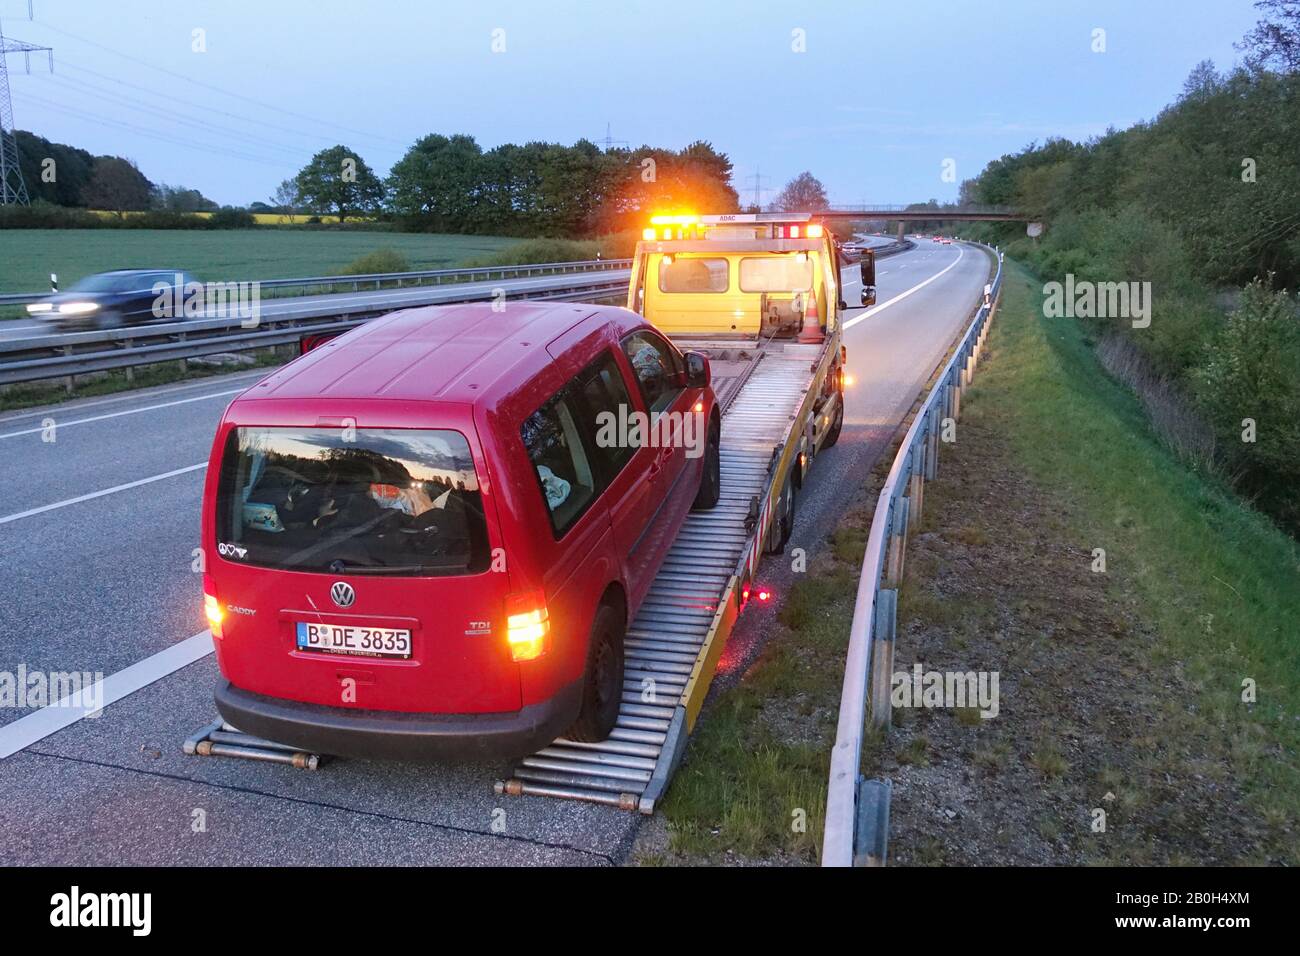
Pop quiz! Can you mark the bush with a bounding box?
[1192,280,1300,531]
[0,201,104,229]
[328,247,410,276]
[207,206,257,229]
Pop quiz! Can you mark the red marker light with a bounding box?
[757,589,772,602]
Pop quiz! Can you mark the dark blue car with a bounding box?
[26,269,201,330]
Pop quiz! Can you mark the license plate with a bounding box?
[295,622,412,659]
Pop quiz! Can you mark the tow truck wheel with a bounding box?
[765,476,797,555]
[692,418,721,510]
[568,602,625,742]
[823,391,845,448]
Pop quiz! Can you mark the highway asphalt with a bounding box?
[0,239,992,865]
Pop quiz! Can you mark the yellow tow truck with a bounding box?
[498,212,878,811]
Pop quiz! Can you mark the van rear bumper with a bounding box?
[214,678,582,762]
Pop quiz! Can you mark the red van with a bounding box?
[201,301,720,761]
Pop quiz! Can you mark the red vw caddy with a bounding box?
[201,300,720,761]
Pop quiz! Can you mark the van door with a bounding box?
[619,330,691,583]
[567,351,659,612]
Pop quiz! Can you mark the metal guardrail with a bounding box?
[0,258,632,307]
[821,242,1004,867]
[0,274,629,386]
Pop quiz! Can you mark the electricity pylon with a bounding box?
[0,6,54,206]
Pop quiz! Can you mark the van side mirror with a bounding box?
[685,351,710,389]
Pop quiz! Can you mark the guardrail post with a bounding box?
[926,408,940,480]
[853,778,892,867]
[884,495,908,588]
[951,367,962,421]
[869,588,897,729]
[907,445,925,531]
[61,345,74,394]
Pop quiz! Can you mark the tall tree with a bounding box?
[1238,0,1300,72]
[81,157,154,216]
[387,134,484,230]
[294,145,384,222]
[772,171,828,212]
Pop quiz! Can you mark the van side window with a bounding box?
[621,331,682,417]
[521,391,598,537]
[573,354,636,480]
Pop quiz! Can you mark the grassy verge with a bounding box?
[884,259,1298,864]
[634,256,1298,866]
[632,510,887,866]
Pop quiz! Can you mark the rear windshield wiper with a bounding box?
[324,560,429,575]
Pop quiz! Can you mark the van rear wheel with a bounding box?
[567,602,624,742]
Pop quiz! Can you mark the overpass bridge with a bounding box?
[814,205,1032,240]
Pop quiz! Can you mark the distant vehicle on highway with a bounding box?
[25,269,200,330]
[203,300,720,760]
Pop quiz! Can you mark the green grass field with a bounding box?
[0,229,523,292]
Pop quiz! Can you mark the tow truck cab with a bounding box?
[628,212,876,339]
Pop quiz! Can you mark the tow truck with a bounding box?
[495,213,877,810]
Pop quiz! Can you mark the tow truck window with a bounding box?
[738,256,814,293]
[215,427,490,576]
[658,257,728,293]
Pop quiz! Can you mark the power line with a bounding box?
[45,72,311,160]
[57,61,364,149]
[14,90,295,168]
[36,21,408,149]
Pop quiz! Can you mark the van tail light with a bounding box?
[505,590,550,662]
[203,574,224,640]
[300,331,343,354]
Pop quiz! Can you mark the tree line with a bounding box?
[959,1,1300,534]
[284,136,741,235]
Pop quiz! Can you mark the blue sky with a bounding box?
[4,0,1265,208]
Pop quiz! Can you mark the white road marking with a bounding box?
[0,370,265,425]
[0,462,207,525]
[0,630,214,760]
[844,247,966,330]
[0,389,244,439]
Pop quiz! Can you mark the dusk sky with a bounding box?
[4,0,1264,208]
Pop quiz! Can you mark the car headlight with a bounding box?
[57,302,100,315]
[26,303,52,313]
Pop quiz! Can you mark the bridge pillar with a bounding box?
[896,220,905,243]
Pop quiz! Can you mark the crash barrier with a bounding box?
[0,258,633,307]
[0,274,629,386]
[821,243,1004,867]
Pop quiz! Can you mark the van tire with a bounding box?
[823,391,845,448]
[692,419,721,511]
[567,601,624,742]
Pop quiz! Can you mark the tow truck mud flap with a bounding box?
[183,719,325,770]
[497,349,817,812]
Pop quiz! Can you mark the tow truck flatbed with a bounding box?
[496,340,823,811]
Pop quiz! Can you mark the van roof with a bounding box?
[244,301,608,406]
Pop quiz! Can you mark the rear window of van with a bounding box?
[215,427,490,576]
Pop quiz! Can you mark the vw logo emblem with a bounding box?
[330,581,355,608]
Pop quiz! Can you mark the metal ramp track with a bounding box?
[497,347,816,812]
